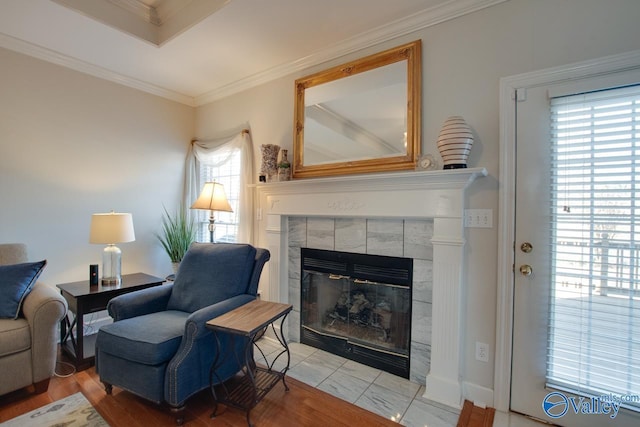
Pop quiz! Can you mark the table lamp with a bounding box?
[190,182,232,243]
[89,211,135,285]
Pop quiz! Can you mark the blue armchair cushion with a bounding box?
[0,260,47,319]
[167,243,257,313]
[97,310,189,365]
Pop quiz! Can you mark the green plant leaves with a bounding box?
[156,205,196,263]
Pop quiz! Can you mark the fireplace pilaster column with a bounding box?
[424,216,466,408]
[264,213,286,303]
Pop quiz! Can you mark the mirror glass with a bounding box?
[293,40,421,178]
[304,61,407,165]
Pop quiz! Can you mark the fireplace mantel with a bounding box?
[254,168,487,217]
[254,167,487,409]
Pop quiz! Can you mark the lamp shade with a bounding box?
[190,182,233,212]
[89,212,136,244]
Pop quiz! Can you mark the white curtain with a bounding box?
[184,129,254,244]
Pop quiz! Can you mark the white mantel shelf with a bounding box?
[254,166,488,409]
[254,167,487,194]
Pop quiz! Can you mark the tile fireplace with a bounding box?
[255,168,486,408]
[287,218,433,383]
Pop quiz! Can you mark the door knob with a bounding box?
[520,242,533,253]
[519,265,533,276]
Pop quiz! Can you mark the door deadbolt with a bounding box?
[520,242,533,253]
[519,265,533,276]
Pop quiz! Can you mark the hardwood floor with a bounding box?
[457,400,495,427]
[0,351,493,427]
[0,360,399,426]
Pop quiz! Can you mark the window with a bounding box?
[547,84,640,410]
[187,130,254,244]
[195,148,241,243]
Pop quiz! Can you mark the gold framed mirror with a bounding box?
[293,40,421,179]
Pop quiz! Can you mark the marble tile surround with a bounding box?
[287,216,434,384]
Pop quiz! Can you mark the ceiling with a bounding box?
[0,0,505,106]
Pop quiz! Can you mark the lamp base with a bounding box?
[208,214,216,243]
[102,244,122,286]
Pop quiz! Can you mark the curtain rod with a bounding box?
[191,128,249,144]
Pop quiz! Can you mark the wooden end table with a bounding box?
[206,299,293,427]
[56,272,165,370]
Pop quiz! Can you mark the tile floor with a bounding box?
[255,337,545,427]
[255,338,459,427]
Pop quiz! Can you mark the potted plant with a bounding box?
[156,205,196,279]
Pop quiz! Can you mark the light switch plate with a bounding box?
[464,209,493,228]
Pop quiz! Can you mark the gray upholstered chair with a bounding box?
[95,243,270,425]
[0,243,68,396]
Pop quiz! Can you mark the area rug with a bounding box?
[0,392,108,427]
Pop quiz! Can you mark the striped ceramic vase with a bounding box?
[436,116,473,169]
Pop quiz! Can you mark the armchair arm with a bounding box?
[108,283,173,321]
[22,282,68,383]
[165,293,256,406]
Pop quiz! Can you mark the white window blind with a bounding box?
[547,84,640,410]
[196,149,241,243]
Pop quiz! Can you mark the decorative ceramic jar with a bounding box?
[278,149,291,181]
[260,144,280,182]
[436,116,474,169]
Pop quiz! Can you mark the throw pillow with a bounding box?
[0,260,47,319]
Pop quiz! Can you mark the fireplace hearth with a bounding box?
[300,248,412,378]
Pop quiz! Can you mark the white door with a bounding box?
[510,69,640,426]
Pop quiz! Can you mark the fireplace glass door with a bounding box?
[300,248,412,378]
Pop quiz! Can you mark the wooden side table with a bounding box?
[206,299,293,427]
[56,272,165,370]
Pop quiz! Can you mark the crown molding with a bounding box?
[194,0,508,106]
[107,0,198,26]
[1,0,506,107]
[107,0,160,25]
[0,32,196,106]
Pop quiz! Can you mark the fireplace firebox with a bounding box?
[300,248,412,378]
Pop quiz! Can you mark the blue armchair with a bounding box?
[95,243,270,425]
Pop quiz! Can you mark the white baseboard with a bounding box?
[462,381,494,408]
[424,374,463,409]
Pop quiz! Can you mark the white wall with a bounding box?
[0,47,194,285]
[194,0,640,401]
